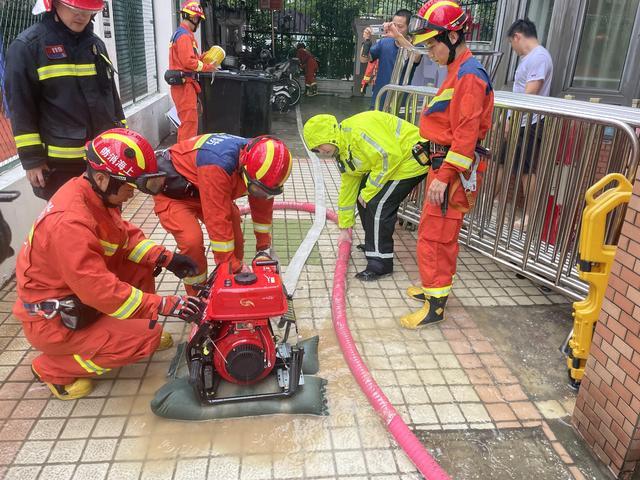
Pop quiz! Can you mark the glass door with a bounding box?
[566,0,640,104]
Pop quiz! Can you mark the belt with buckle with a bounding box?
[23,299,73,319]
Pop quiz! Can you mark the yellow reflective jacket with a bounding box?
[336,111,427,228]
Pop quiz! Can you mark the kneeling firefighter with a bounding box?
[399,0,494,328]
[13,129,205,400]
[153,134,293,295]
[303,111,428,280]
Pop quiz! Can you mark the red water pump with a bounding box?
[187,254,304,404]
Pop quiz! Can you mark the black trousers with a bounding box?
[32,162,86,200]
[357,174,426,273]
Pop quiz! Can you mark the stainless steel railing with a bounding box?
[376,84,640,300]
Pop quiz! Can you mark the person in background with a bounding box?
[303,111,428,281]
[495,18,553,229]
[364,9,420,109]
[169,1,215,142]
[359,27,378,95]
[5,0,126,200]
[14,129,203,400]
[296,43,319,97]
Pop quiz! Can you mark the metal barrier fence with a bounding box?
[0,0,39,171]
[377,84,640,300]
[385,45,502,101]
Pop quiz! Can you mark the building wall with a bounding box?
[0,1,177,285]
[573,165,640,478]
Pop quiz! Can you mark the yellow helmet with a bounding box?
[202,45,226,66]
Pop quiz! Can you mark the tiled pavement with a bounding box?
[0,116,607,478]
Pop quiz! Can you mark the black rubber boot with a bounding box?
[400,295,449,329]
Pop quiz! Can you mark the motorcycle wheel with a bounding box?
[285,78,302,106]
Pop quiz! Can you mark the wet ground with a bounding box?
[0,95,615,479]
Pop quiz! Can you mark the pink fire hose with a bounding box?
[251,201,450,480]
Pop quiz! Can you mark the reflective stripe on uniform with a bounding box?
[193,134,213,149]
[210,239,234,252]
[73,354,111,375]
[127,240,156,263]
[361,133,388,188]
[99,239,119,257]
[28,224,35,245]
[14,133,42,148]
[47,145,85,159]
[422,284,452,298]
[426,88,454,114]
[37,63,97,81]
[338,205,356,211]
[253,222,271,233]
[445,150,473,170]
[395,118,403,137]
[183,272,207,285]
[109,287,143,319]
[372,180,398,259]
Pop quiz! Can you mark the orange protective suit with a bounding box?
[13,177,172,385]
[153,134,274,294]
[169,22,214,142]
[296,48,319,86]
[417,49,494,297]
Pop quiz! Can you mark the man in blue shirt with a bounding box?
[365,9,416,109]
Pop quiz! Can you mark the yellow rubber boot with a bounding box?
[406,286,426,302]
[157,330,174,351]
[400,295,448,329]
[32,366,93,400]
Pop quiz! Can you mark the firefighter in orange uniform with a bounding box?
[153,134,293,294]
[13,129,205,400]
[391,0,494,328]
[169,1,214,141]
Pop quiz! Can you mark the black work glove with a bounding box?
[159,295,205,323]
[166,253,198,279]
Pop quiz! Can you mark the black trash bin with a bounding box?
[201,70,273,138]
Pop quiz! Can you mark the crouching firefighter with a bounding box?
[153,133,293,294]
[400,0,494,328]
[13,129,205,400]
[303,111,428,280]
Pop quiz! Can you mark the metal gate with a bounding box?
[204,0,499,79]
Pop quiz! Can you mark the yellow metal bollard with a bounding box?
[567,173,632,389]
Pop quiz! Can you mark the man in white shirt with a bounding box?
[497,19,553,228]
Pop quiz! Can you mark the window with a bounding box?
[112,0,157,104]
[572,0,640,90]
[525,0,553,45]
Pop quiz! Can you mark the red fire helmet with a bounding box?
[86,129,166,195]
[410,0,468,45]
[240,136,292,197]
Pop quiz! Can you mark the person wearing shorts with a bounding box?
[495,18,553,228]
